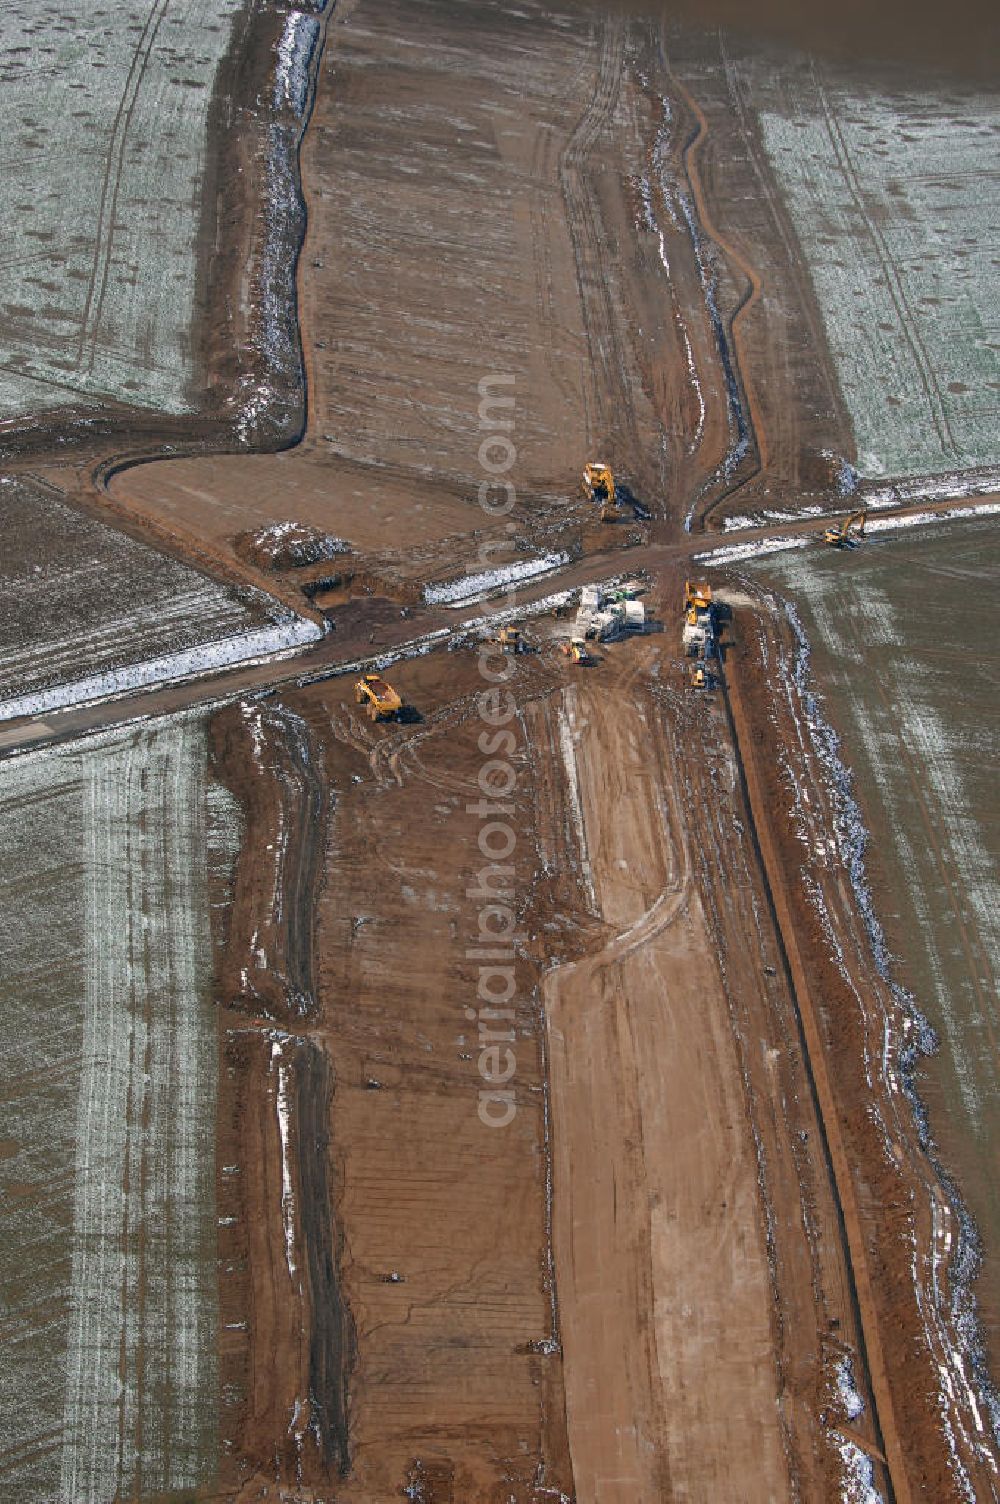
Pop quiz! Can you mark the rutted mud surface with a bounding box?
[210,690,356,1495]
[212,699,328,1022]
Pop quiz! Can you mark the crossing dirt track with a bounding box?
[0,1,998,1502]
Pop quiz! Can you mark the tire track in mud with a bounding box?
[76,0,171,377]
[809,61,957,464]
[558,16,638,455]
[864,674,998,1062]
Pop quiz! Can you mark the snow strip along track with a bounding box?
[0,476,322,723]
[0,614,321,722]
[0,711,224,1503]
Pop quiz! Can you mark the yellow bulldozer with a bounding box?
[497,625,522,653]
[354,673,403,721]
[689,661,708,689]
[823,510,866,548]
[582,460,623,523]
[684,579,713,614]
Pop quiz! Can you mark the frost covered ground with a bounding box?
[0,477,321,719]
[750,521,1000,1442]
[0,0,243,417]
[757,71,1000,479]
[0,711,232,1502]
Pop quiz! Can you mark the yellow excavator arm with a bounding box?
[823,509,867,547]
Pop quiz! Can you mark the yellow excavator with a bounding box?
[354,673,403,721]
[582,461,623,523]
[823,510,866,548]
[689,661,708,689]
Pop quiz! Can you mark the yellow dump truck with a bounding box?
[582,461,622,522]
[354,673,403,721]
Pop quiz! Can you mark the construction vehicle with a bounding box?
[823,510,866,548]
[582,460,623,522]
[684,579,713,613]
[582,461,615,504]
[610,582,642,603]
[682,578,715,657]
[497,625,522,653]
[562,637,591,665]
[689,661,708,689]
[354,673,403,721]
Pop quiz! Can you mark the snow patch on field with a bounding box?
[0,712,222,1500]
[274,12,320,117]
[832,1435,884,1504]
[0,476,323,722]
[0,615,321,722]
[747,562,1000,1473]
[271,1040,298,1282]
[759,81,1000,479]
[424,552,570,606]
[722,504,825,531]
[693,535,810,566]
[864,470,1000,510]
[835,1356,865,1421]
[865,502,1000,535]
[0,1,244,419]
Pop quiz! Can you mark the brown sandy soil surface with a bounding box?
[95,0,866,606]
[200,590,933,1500]
[541,680,794,1501]
[531,636,892,1501]
[208,645,576,1501]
